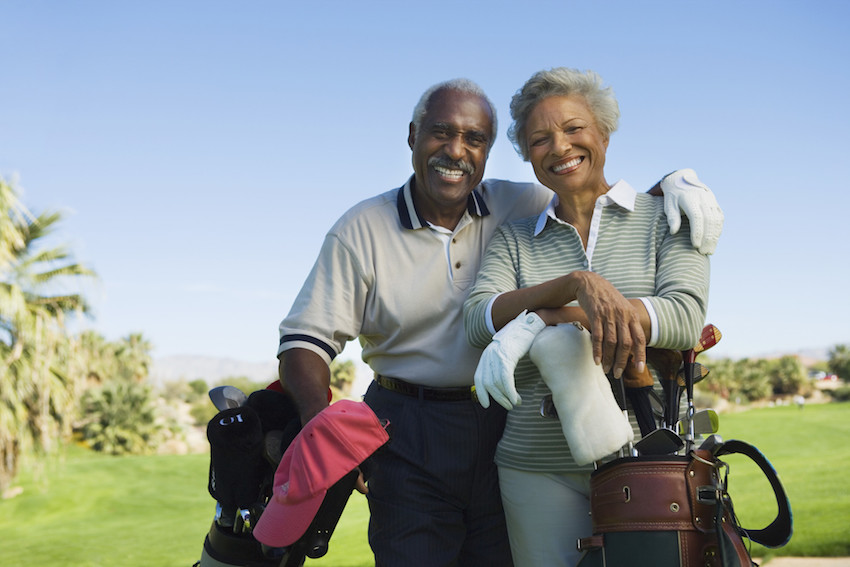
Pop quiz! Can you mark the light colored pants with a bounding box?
[498,466,593,567]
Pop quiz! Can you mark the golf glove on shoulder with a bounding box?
[660,168,724,255]
[474,310,546,410]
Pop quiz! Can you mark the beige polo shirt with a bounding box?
[278,176,553,388]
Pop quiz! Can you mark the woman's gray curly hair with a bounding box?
[507,68,620,161]
[411,78,498,151]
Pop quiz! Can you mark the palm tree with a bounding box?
[0,176,95,493]
[115,333,153,383]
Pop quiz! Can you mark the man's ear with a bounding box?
[408,122,416,150]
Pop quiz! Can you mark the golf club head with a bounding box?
[676,363,710,387]
[697,433,724,456]
[540,394,559,419]
[209,385,249,411]
[677,409,719,436]
[634,428,684,456]
[693,324,722,355]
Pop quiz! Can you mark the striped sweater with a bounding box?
[464,180,710,472]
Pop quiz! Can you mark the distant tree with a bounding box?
[736,358,773,402]
[78,381,162,455]
[188,378,209,398]
[114,333,153,382]
[698,357,738,400]
[828,344,850,381]
[330,359,357,398]
[0,176,95,492]
[699,357,772,403]
[766,355,810,396]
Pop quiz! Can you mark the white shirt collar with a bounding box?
[533,179,637,236]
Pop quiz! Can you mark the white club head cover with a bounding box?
[474,310,546,410]
[660,168,724,255]
[529,323,634,466]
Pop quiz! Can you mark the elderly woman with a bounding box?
[463,67,710,566]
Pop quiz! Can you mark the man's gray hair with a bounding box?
[411,78,498,150]
[507,68,620,161]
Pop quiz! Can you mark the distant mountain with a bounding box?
[755,347,830,367]
[150,347,832,390]
[150,355,278,386]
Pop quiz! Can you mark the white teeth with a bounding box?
[553,157,582,172]
[434,166,464,179]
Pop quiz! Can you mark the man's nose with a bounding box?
[444,134,465,159]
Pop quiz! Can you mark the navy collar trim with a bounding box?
[397,176,490,230]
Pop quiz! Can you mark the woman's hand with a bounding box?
[566,271,646,378]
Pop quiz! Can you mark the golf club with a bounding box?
[694,324,722,355]
[634,427,684,456]
[540,394,558,419]
[623,358,657,437]
[677,408,719,436]
[682,324,722,452]
[646,348,683,430]
[697,433,724,456]
[209,385,249,411]
[676,362,710,387]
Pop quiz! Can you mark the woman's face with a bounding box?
[525,94,609,196]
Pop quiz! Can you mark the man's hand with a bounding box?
[355,469,368,494]
[659,168,724,255]
[474,310,546,409]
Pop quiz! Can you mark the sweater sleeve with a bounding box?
[645,215,710,349]
[463,225,519,348]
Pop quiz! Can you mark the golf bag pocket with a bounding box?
[577,440,791,567]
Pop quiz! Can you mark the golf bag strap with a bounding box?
[714,439,793,548]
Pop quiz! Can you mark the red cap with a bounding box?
[253,400,388,547]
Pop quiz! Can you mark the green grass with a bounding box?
[715,402,850,560]
[0,443,373,567]
[1,403,848,566]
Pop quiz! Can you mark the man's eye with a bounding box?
[432,128,450,139]
[466,134,487,147]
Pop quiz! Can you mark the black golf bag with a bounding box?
[193,386,362,567]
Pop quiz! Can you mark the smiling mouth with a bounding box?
[552,156,583,173]
[433,165,466,180]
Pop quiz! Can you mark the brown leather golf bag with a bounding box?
[576,439,792,567]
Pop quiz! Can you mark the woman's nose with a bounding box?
[552,132,572,154]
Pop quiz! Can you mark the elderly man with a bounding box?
[276,78,722,567]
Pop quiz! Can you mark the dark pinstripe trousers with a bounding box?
[363,381,513,567]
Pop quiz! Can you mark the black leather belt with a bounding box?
[375,375,473,402]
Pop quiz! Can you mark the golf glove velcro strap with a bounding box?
[660,168,724,255]
[474,310,545,409]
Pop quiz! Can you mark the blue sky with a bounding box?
[2,1,849,366]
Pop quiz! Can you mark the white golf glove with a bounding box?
[660,168,724,255]
[474,310,546,410]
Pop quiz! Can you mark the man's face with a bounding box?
[408,89,493,217]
